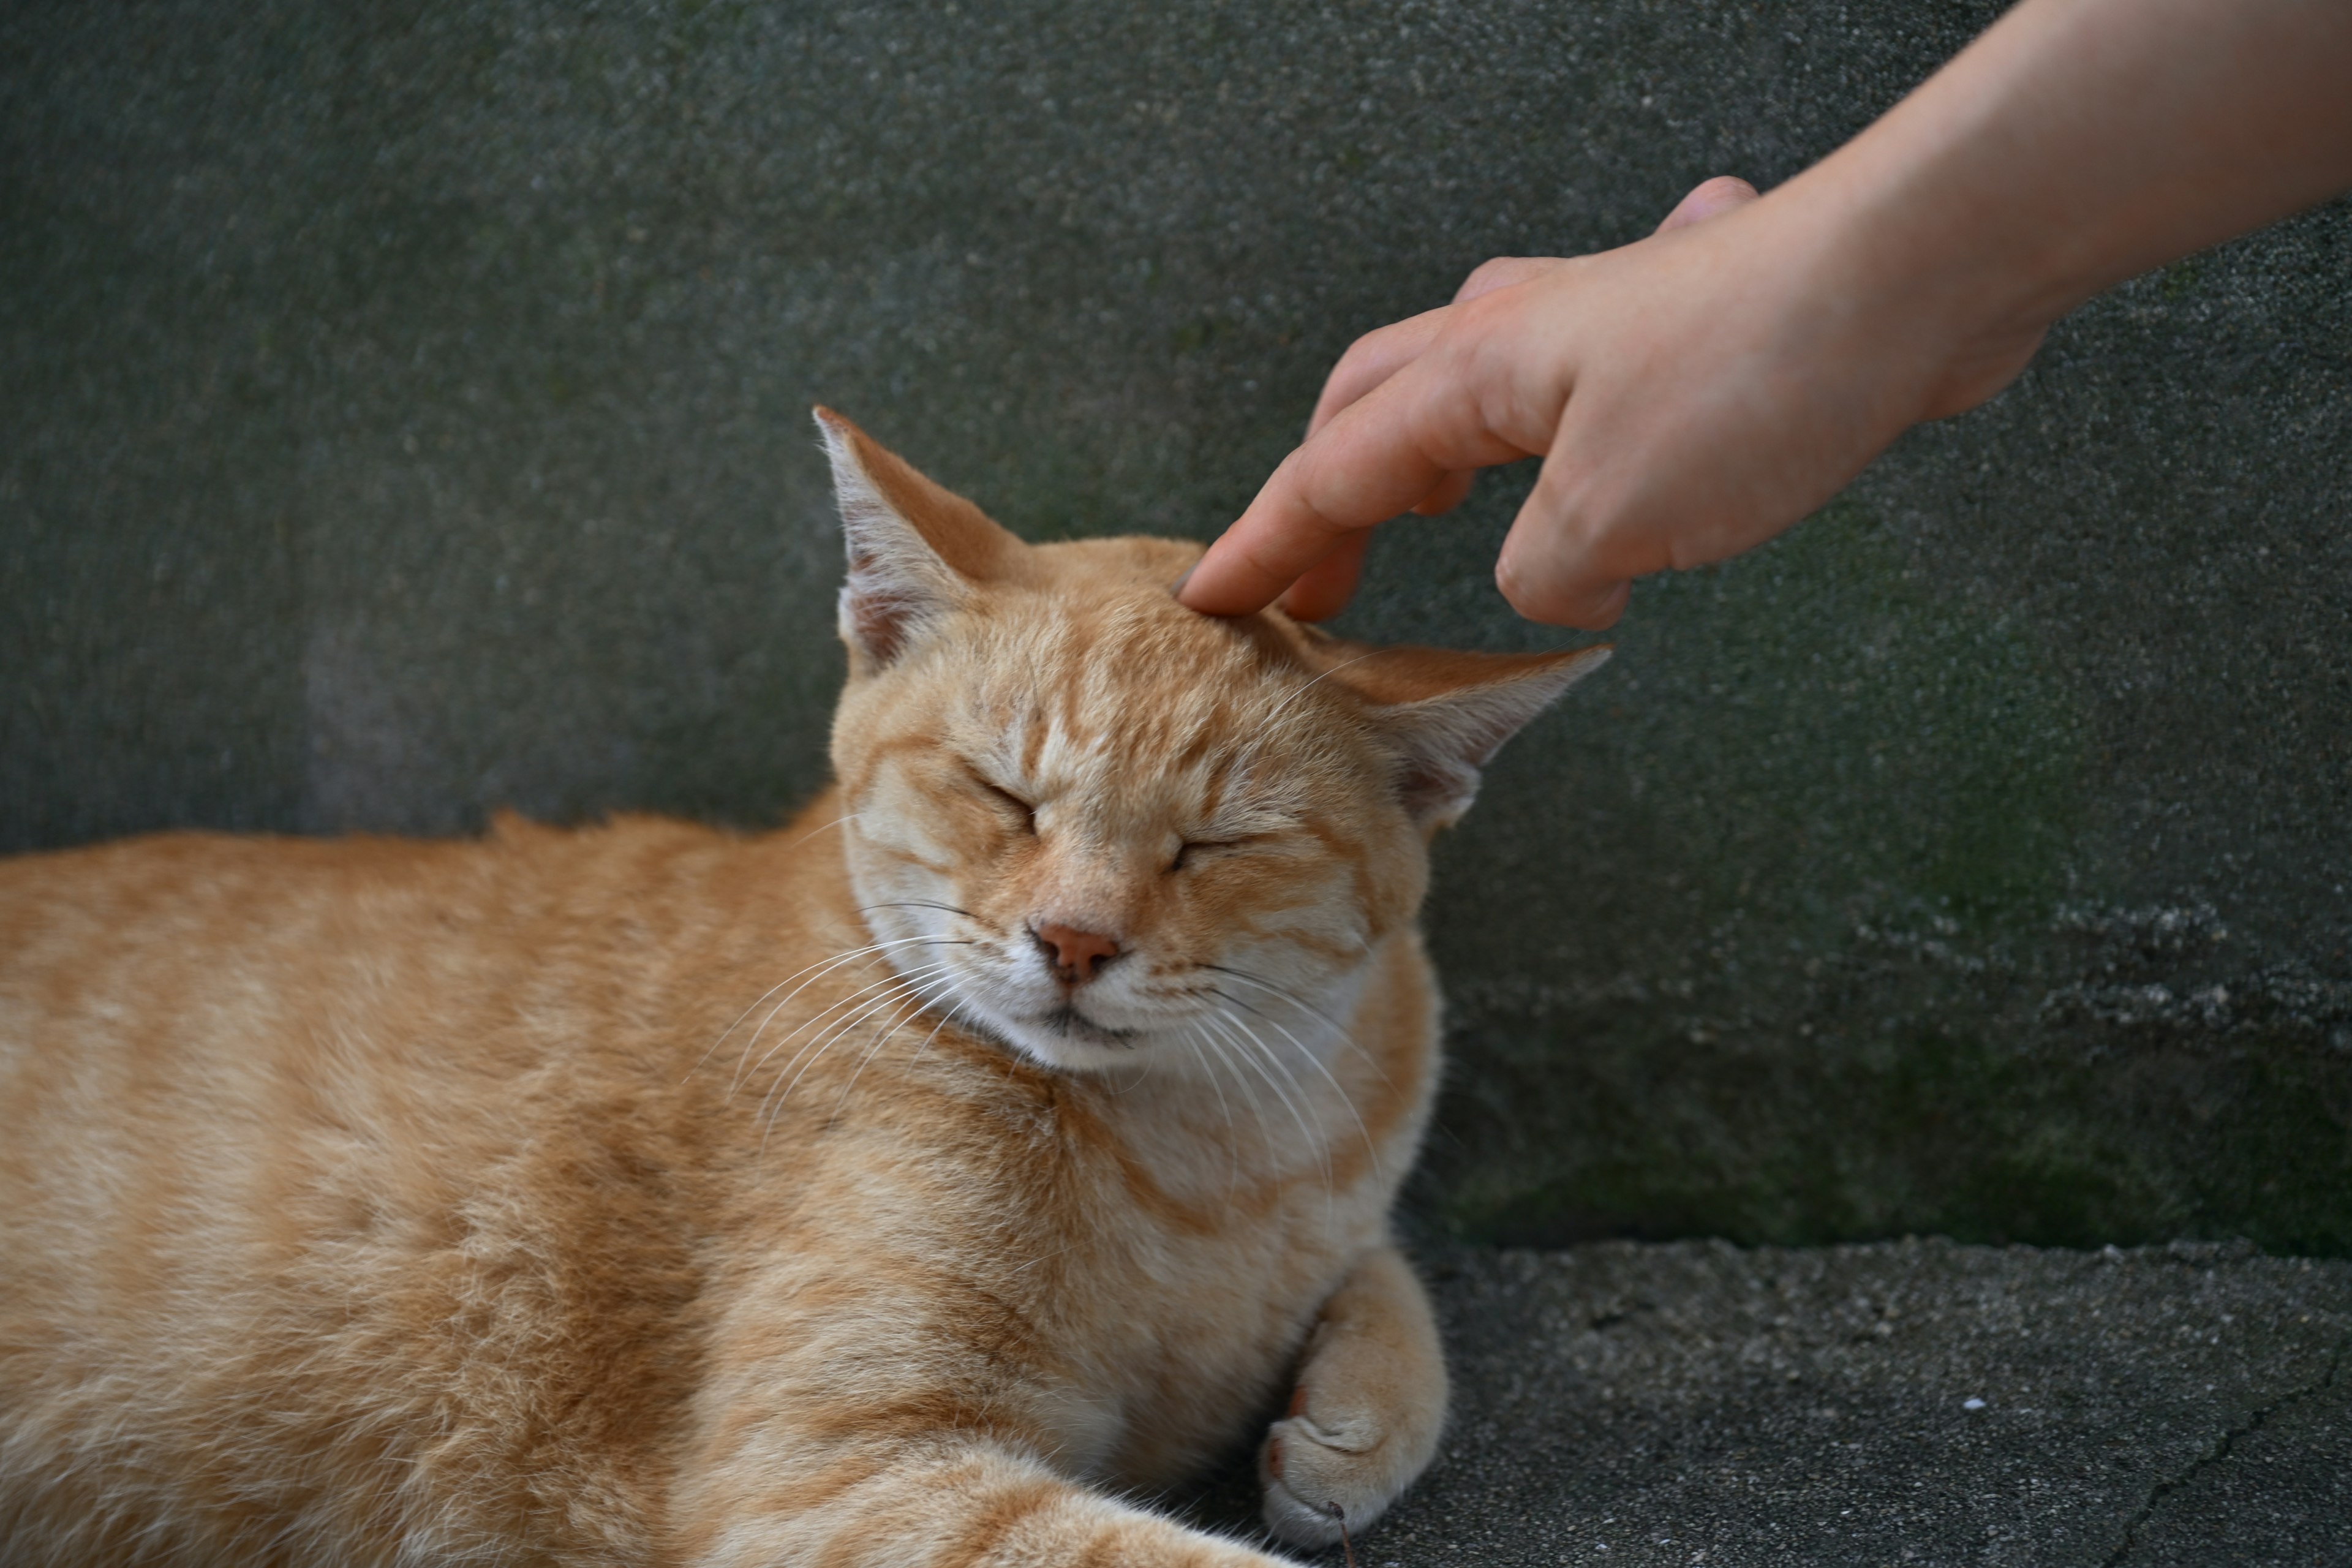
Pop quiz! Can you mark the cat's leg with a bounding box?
[678,1438,1303,1568]
[1257,1243,1449,1548]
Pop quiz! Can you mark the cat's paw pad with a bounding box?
[1256,1396,1412,1549]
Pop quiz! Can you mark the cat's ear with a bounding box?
[1333,643,1613,831]
[814,407,1027,668]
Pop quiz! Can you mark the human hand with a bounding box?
[1179,173,2043,629]
[1178,0,2352,631]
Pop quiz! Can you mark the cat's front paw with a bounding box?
[1256,1386,1423,1550]
[1254,1247,1447,1550]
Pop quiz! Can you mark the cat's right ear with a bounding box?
[815,407,1027,669]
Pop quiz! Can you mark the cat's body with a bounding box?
[0,413,1603,1566]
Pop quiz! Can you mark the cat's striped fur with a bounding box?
[0,412,1606,1565]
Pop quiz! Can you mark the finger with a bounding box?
[1311,258,1574,437]
[1411,469,1476,516]
[1278,530,1373,622]
[1178,449,1366,617]
[1308,306,1450,436]
[1654,174,1759,233]
[1452,255,1568,304]
[1495,525,1635,628]
[1298,344,1540,520]
[1507,571,1632,630]
[1182,354,1538,616]
[1491,442,1669,630]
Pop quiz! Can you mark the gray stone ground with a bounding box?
[4,2,2348,1246]
[1180,1240,2352,1567]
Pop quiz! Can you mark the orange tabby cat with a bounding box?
[0,411,1607,1566]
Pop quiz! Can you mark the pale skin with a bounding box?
[1177,0,2352,631]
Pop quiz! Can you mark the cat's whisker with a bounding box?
[1255,649,1385,735]
[1204,961,1398,1093]
[1182,1019,1260,1162]
[1218,1003,1342,1218]
[735,950,968,1092]
[858,900,979,921]
[737,964,921,1096]
[1199,962,1349,1035]
[905,989,967,1071]
[1201,1006,1326,1200]
[1210,987,1379,1181]
[1175,1022,1243,1192]
[1232,1006,1345,1213]
[1207,985,1329,1062]
[1008,1242,1076,1276]
[741,965,954,1126]
[696,937,936,1087]
[785,808,866,849]
[912,978,993,1073]
[1181,1020,1238,1148]
[760,984,937,1150]
[825,978,956,1124]
[714,937,951,1091]
[755,959,963,1097]
[806,978,956,1113]
[757,964,965,1138]
[1203,984,1349,1074]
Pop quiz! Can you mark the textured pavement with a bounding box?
[1183,1239,2352,1567]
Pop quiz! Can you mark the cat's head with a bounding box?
[816,409,1608,1076]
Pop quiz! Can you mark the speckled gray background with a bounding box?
[1175,1238,2352,1567]
[6,0,2349,1253]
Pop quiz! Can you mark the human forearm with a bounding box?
[1809,0,2352,394]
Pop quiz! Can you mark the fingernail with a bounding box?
[1169,563,1197,599]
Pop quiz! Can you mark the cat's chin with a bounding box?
[1013,1023,1156,1074]
[1027,1003,1141,1045]
[958,1003,1173,1075]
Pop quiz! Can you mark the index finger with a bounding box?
[1175,446,1379,617]
[1178,346,1537,616]
[1307,305,1448,438]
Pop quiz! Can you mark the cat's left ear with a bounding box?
[1335,643,1613,831]
[815,407,1028,669]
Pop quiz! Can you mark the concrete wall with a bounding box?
[6,1,2348,1251]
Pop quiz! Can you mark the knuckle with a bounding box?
[1449,285,1517,334]
[1461,254,1516,287]
[1496,546,1581,625]
[1457,254,1537,301]
[1494,557,1544,619]
[1331,331,1384,380]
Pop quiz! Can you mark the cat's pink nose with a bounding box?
[1032,922,1120,986]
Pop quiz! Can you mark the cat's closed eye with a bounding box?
[1169,839,1242,873]
[968,770,1036,832]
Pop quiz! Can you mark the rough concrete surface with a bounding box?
[4,1,2350,1250]
[1180,1239,2352,1567]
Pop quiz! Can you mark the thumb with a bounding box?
[1497,542,1632,629]
[1492,449,1651,630]
[1654,174,1759,233]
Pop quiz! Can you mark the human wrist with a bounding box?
[1754,0,2169,414]
[1775,0,2352,418]
[1723,155,2048,435]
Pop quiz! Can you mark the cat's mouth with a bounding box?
[1030,1005,1140,1046]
